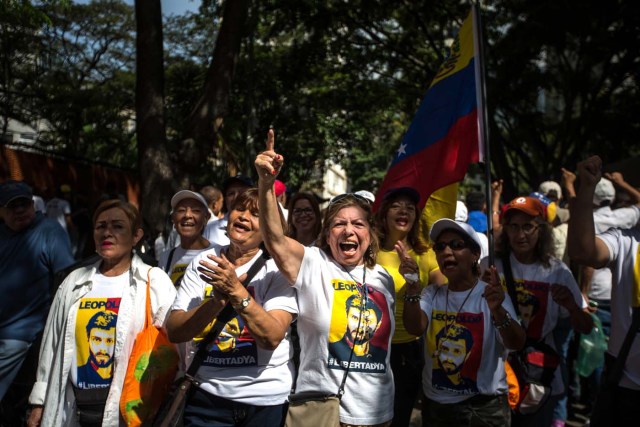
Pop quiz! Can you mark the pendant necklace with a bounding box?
[435,279,479,358]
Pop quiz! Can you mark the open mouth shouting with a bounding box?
[339,240,359,256]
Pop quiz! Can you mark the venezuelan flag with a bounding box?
[374,9,483,214]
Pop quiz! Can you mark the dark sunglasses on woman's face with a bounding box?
[433,238,468,252]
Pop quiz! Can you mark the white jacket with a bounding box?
[29,254,177,426]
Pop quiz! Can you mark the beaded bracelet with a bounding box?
[404,294,421,303]
[492,311,512,330]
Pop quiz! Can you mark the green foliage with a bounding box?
[4,0,640,201]
[1,0,136,166]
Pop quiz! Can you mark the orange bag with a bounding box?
[120,270,179,426]
[505,360,520,409]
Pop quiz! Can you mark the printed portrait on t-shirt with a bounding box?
[327,278,391,373]
[197,287,258,367]
[169,262,189,289]
[427,310,483,395]
[515,280,549,340]
[75,298,121,389]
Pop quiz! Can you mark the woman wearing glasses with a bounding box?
[255,130,395,426]
[484,196,592,427]
[404,218,525,427]
[374,187,446,426]
[287,192,322,246]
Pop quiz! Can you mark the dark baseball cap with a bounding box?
[382,187,420,205]
[0,180,33,207]
[222,174,254,193]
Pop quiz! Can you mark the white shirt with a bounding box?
[203,214,230,247]
[419,281,517,404]
[293,247,395,425]
[173,247,298,405]
[598,227,640,390]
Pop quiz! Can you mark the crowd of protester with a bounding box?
[1,136,638,427]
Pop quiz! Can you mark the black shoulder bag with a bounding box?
[153,253,268,427]
[502,253,560,415]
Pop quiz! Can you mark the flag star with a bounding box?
[396,143,407,157]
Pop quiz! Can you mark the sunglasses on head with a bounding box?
[433,238,468,252]
[329,193,371,206]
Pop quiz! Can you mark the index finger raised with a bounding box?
[266,128,275,152]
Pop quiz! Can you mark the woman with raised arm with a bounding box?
[256,130,395,426]
[403,219,525,427]
[483,196,593,427]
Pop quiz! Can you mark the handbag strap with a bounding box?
[163,247,177,274]
[501,253,521,318]
[185,252,269,377]
[145,269,153,329]
[605,306,640,387]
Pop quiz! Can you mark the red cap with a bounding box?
[503,196,545,220]
[274,180,286,197]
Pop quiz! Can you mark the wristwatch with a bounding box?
[233,296,251,311]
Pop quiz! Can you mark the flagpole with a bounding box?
[472,1,495,266]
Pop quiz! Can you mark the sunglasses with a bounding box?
[433,238,468,252]
[329,193,371,206]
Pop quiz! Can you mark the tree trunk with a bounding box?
[135,0,173,236]
[180,0,250,176]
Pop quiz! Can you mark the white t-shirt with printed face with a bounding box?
[70,272,128,389]
[598,227,640,390]
[293,247,395,426]
[172,247,298,405]
[419,281,517,404]
[482,254,587,396]
[158,244,217,288]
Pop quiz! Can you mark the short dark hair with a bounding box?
[436,323,473,352]
[345,293,383,322]
[85,311,117,339]
[466,192,486,211]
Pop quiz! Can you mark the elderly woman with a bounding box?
[166,188,298,427]
[255,131,395,426]
[374,187,446,426]
[287,192,322,246]
[404,219,525,427]
[484,196,592,427]
[27,200,177,427]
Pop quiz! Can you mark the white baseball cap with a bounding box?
[430,218,483,251]
[593,178,615,206]
[170,190,208,211]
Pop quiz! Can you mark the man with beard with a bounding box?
[77,311,117,388]
[329,294,386,369]
[432,323,478,393]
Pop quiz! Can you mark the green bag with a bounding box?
[576,313,608,377]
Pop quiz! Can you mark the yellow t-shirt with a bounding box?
[377,247,440,344]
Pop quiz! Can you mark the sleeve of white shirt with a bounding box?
[259,260,298,315]
[172,250,212,311]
